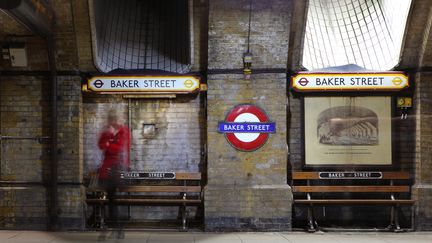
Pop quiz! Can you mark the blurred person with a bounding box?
[97,110,130,240]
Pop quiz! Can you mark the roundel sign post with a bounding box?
[218,104,276,151]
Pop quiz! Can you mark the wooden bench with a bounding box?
[86,172,202,230]
[292,171,415,232]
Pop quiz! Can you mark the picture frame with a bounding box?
[303,96,393,167]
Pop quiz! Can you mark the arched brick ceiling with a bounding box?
[389,0,432,69]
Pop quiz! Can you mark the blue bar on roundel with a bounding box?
[217,122,276,133]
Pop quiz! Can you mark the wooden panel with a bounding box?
[292,172,320,179]
[382,172,410,179]
[292,171,410,180]
[118,185,201,193]
[292,185,410,193]
[175,172,202,180]
[294,199,415,204]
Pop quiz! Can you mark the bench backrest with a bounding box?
[292,172,410,180]
[292,171,411,193]
[89,172,202,193]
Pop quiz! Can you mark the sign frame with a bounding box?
[291,72,409,92]
[318,171,383,179]
[86,75,200,94]
[301,95,397,170]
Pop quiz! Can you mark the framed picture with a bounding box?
[304,96,392,166]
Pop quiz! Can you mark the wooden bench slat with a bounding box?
[118,185,201,193]
[292,172,320,180]
[86,198,202,205]
[175,172,201,180]
[381,172,410,179]
[292,171,410,180]
[118,199,202,204]
[293,185,410,193]
[294,199,415,204]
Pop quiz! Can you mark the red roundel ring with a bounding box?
[224,104,270,151]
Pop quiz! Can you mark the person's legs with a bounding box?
[98,179,109,241]
[108,167,124,239]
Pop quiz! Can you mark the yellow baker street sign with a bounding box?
[86,76,200,94]
[292,72,408,92]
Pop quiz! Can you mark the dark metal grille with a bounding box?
[92,0,191,73]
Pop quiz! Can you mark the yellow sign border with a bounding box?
[87,76,200,93]
[292,73,409,92]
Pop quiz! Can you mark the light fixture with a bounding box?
[243,52,252,79]
[243,0,253,80]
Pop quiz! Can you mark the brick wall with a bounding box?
[56,76,84,229]
[205,0,292,231]
[0,0,85,230]
[208,0,290,70]
[206,74,288,186]
[0,11,52,230]
[0,65,85,230]
[49,0,86,229]
[205,73,292,231]
[191,0,209,71]
[51,0,79,71]
[72,0,95,71]
[414,72,432,230]
[287,93,301,171]
[0,76,51,229]
[0,188,47,229]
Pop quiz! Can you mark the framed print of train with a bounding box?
[304,96,392,166]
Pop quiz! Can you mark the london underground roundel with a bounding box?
[218,104,276,151]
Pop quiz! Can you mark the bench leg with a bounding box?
[388,204,402,232]
[307,204,317,232]
[99,204,106,229]
[181,204,187,231]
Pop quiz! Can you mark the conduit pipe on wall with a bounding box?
[47,36,58,231]
[0,0,58,231]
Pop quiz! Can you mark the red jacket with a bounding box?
[98,125,130,179]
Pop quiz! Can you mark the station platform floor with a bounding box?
[1,230,432,243]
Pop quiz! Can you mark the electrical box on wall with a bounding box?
[142,123,157,138]
[8,43,28,67]
[397,97,413,108]
[2,45,9,60]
